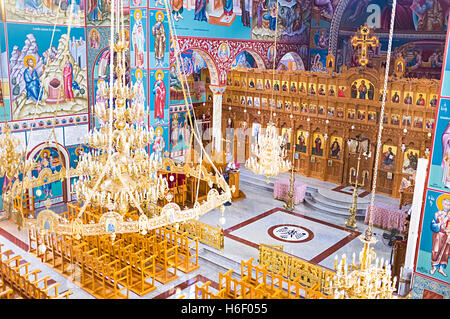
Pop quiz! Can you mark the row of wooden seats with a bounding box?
[0,243,72,299]
[84,235,156,296]
[195,259,331,299]
[13,194,35,219]
[28,230,130,299]
[153,227,200,274]
[119,232,179,285]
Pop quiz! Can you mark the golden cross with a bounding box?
[351,24,379,67]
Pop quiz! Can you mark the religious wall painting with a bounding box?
[131,9,147,69]
[391,90,401,103]
[415,190,450,284]
[404,91,413,105]
[247,96,253,106]
[383,113,388,124]
[281,80,289,92]
[311,133,324,157]
[318,105,325,115]
[132,0,148,7]
[7,24,88,120]
[368,111,377,122]
[149,69,169,126]
[149,10,168,68]
[273,80,280,91]
[296,130,307,153]
[317,84,326,96]
[350,78,374,100]
[391,114,400,126]
[276,99,283,110]
[269,98,275,108]
[428,99,450,192]
[254,96,260,107]
[380,144,397,171]
[414,116,424,129]
[298,82,306,94]
[308,83,316,95]
[416,93,427,106]
[31,147,63,206]
[336,107,344,118]
[93,48,110,79]
[394,56,406,78]
[357,109,365,121]
[402,148,419,175]
[131,68,148,124]
[256,79,263,90]
[264,79,271,90]
[290,81,297,93]
[261,97,267,108]
[328,85,336,97]
[170,112,191,156]
[240,95,246,105]
[150,125,169,158]
[309,49,327,73]
[426,119,435,130]
[327,106,335,117]
[402,115,412,127]
[300,103,307,113]
[5,0,86,25]
[430,94,438,107]
[329,136,342,160]
[267,45,276,63]
[347,108,355,120]
[309,104,316,114]
[248,77,255,89]
[311,28,329,49]
[281,128,292,150]
[93,78,109,127]
[252,0,310,43]
[88,29,100,49]
[293,101,299,112]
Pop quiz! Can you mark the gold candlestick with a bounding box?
[284,146,296,211]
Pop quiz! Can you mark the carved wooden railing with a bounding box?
[174,220,224,250]
[258,244,335,294]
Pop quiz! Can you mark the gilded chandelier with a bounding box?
[246,123,291,181]
[329,232,397,299]
[74,33,168,215]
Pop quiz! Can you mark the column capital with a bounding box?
[209,85,227,95]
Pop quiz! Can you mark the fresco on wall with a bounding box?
[251,0,311,43]
[32,147,63,207]
[232,51,258,68]
[131,8,147,69]
[160,0,252,40]
[416,189,450,284]
[86,0,130,26]
[169,111,192,157]
[150,124,169,158]
[149,69,169,125]
[7,24,88,120]
[170,50,207,104]
[131,68,148,125]
[4,0,86,25]
[149,10,169,68]
[428,98,450,192]
[309,48,327,72]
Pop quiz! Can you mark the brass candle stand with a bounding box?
[284,146,296,211]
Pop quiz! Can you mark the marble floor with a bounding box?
[0,169,407,299]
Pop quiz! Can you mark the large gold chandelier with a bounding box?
[329,232,397,299]
[246,123,291,181]
[74,31,168,215]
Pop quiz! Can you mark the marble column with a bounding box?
[210,86,227,153]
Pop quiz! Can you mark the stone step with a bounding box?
[309,189,369,211]
[304,194,366,218]
[198,247,241,279]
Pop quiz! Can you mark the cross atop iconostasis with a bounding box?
[351,24,379,67]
